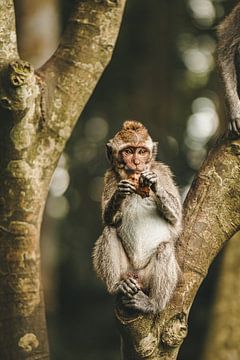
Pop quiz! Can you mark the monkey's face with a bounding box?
[120,146,150,173]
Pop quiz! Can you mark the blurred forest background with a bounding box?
[14,0,239,359]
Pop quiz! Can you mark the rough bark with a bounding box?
[0,0,126,359]
[116,137,240,360]
[202,231,240,360]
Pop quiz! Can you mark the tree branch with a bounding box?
[116,137,240,360]
[38,0,126,145]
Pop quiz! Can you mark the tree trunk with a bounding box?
[0,0,126,358]
[202,231,240,360]
[116,137,240,360]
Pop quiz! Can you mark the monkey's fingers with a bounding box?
[118,188,135,196]
[140,172,157,186]
[121,280,137,295]
[117,283,130,296]
[119,180,134,184]
[146,174,157,184]
[128,277,141,290]
[118,181,136,195]
[118,281,135,296]
[125,279,139,294]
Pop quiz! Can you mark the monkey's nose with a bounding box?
[133,158,140,165]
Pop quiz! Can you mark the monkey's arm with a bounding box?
[141,163,182,228]
[102,169,135,226]
[217,4,240,134]
[154,182,182,227]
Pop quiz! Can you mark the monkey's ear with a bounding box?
[152,142,158,160]
[106,143,113,163]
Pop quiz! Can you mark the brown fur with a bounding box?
[118,120,149,143]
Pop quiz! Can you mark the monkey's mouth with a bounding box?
[124,165,147,173]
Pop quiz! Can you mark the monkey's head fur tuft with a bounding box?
[122,120,146,132]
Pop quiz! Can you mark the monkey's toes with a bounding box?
[229,119,240,135]
[122,291,152,312]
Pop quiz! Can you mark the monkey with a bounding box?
[92,121,182,314]
[216,2,240,135]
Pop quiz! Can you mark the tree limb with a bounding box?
[38,0,126,147]
[116,137,240,360]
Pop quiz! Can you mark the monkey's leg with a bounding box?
[122,242,180,314]
[93,226,129,294]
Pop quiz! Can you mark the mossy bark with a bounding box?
[116,138,240,360]
[0,0,126,359]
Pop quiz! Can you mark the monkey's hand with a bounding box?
[229,118,240,136]
[140,170,157,189]
[116,278,141,296]
[117,179,136,196]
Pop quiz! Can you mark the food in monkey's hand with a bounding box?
[128,173,150,198]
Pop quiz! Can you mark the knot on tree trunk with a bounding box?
[161,313,188,348]
[9,60,34,87]
[0,59,39,111]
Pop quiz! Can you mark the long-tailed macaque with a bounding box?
[93,121,182,314]
[217,2,240,134]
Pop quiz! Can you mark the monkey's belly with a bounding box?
[118,195,171,269]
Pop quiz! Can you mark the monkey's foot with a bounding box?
[117,278,140,297]
[229,118,240,135]
[121,290,154,313]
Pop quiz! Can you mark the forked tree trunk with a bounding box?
[0,0,126,358]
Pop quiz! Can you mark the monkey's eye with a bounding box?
[123,148,133,155]
[138,148,148,155]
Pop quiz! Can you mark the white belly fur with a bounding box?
[118,194,171,269]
